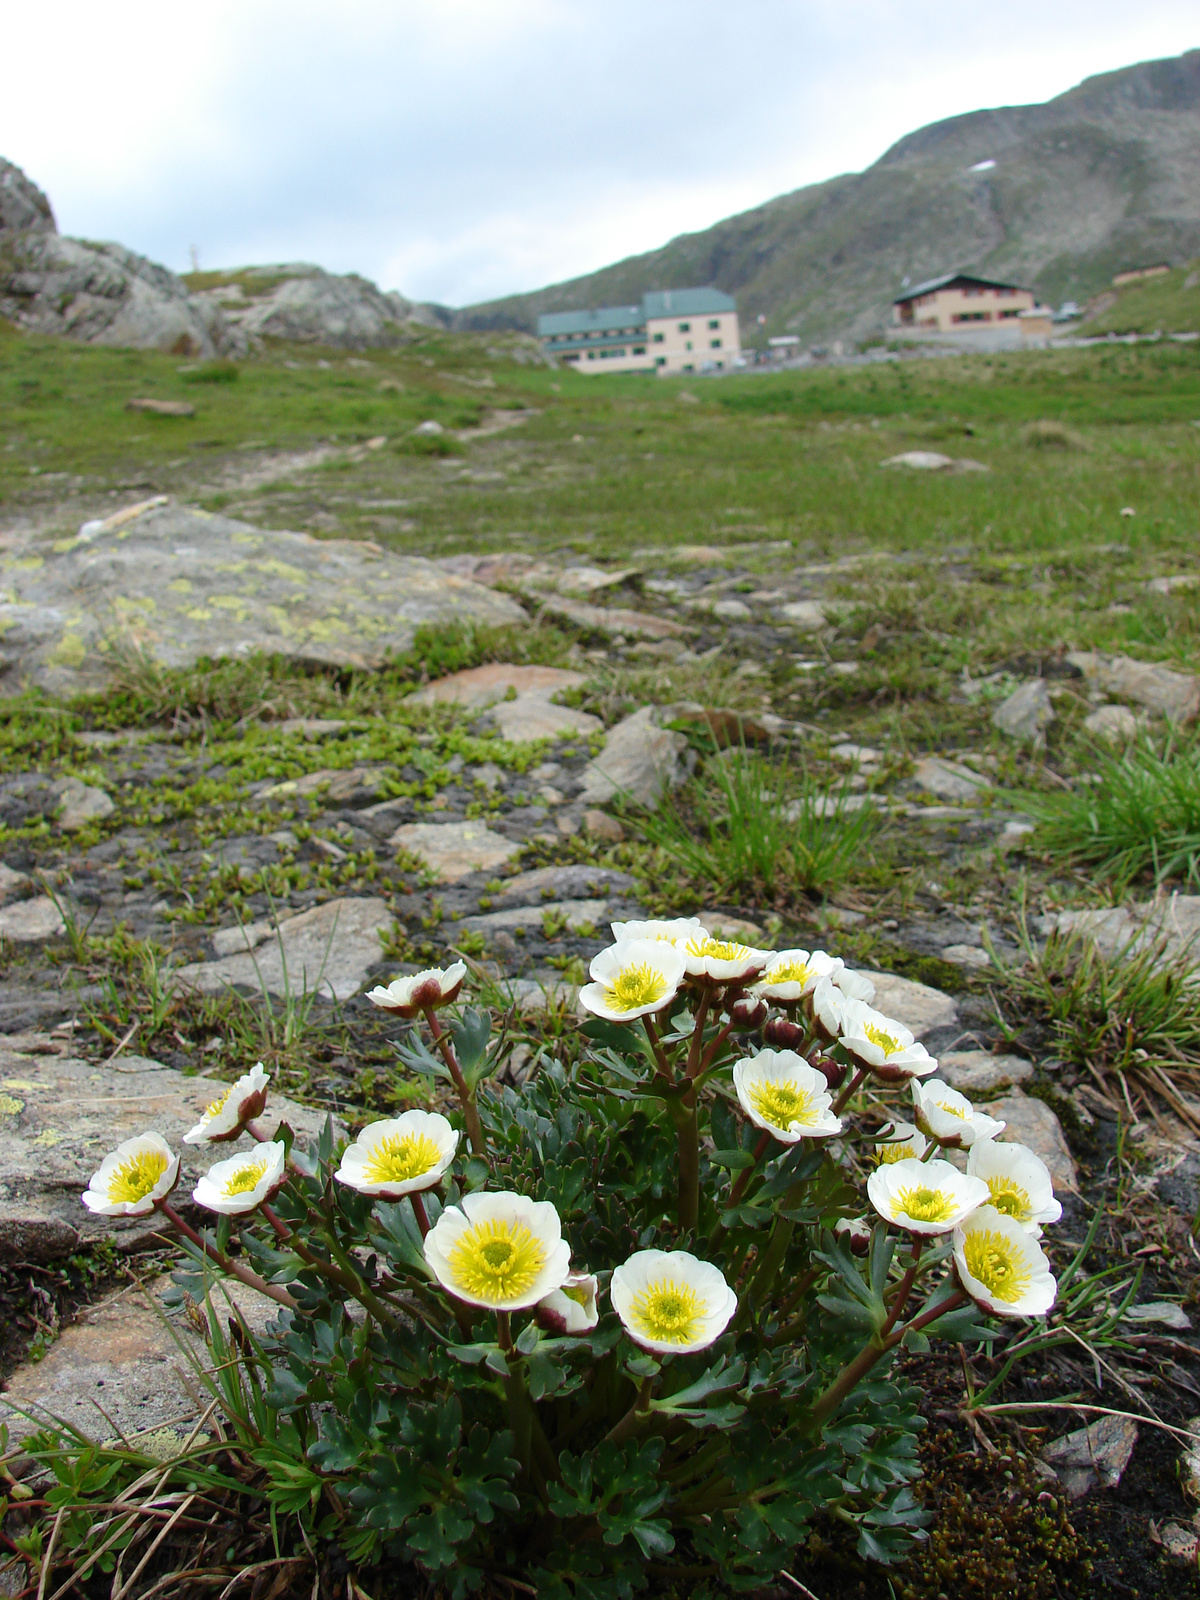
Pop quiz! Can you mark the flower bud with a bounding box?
[763,1016,807,1051]
[835,1217,872,1256]
[809,1053,846,1090]
[727,993,768,1030]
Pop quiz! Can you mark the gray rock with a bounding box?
[0,1044,337,1261]
[1122,1301,1191,1330]
[862,972,958,1037]
[992,679,1054,742]
[0,503,525,695]
[0,157,55,235]
[412,662,585,710]
[174,896,391,1001]
[0,231,240,357]
[987,1088,1078,1191]
[534,594,687,641]
[257,766,387,804]
[1,1276,279,1445]
[583,808,625,842]
[778,600,827,631]
[938,1050,1034,1092]
[1041,895,1200,968]
[492,864,635,906]
[1040,1415,1138,1498]
[0,896,65,943]
[211,911,298,958]
[911,756,991,801]
[53,776,114,830]
[196,263,422,350]
[490,697,601,742]
[1068,651,1199,722]
[1146,575,1200,595]
[712,598,751,621]
[577,706,689,810]
[391,821,522,883]
[414,419,445,436]
[940,943,992,969]
[0,864,28,903]
[1083,703,1139,741]
[460,898,609,936]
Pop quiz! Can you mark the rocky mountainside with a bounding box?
[183,263,442,350]
[454,49,1200,346]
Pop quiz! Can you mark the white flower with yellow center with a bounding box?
[752,949,841,1004]
[810,975,852,1042]
[732,1049,843,1142]
[911,1079,1006,1149]
[183,1064,270,1145]
[82,1133,179,1217]
[680,933,772,986]
[424,1191,571,1311]
[611,917,707,946]
[874,1121,930,1163]
[193,1141,287,1215]
[867,1156,989,1236]
[335,1110,459,1199]
[837,998,938,1082]
[834,966,877,1004]
[966,1140,1063,1235]
[535,1271,601,1335]
[611,1249,737,1355]
[366,963,467,1018]
[579,939,686,1023]
[953,1204,1057,1317]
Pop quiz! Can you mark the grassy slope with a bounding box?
[1083,259,1200,333]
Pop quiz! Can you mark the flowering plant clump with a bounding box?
[75,925,1069,1596]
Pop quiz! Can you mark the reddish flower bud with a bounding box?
[809,1054,846,1090]
[727,994,769,1030]
[763,1016,807,1051]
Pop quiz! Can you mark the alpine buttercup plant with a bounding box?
[66,917,1070,1596]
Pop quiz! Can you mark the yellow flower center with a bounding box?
[204,1086,233,1120]
[878,1140,918,1164]
[447,1218,547,1304]
[985,1176,1032,1222]
[363,1131,443,1185]
[563,1282,592,1307]
[767,959,813,986]
[629,1277,707,1344]
[687,937,750,962]
[747,1078,818,1131]
[894,1184,957,1223]
[933,1097,968,1120]
[864,1023,900,1056]
[962,1229,1033,1304]
[604,962,669,1012]
[222,1158,267,1197]
[107,1148,170,1204]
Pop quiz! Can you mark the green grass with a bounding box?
[1083,259,1200,335]
[1027,734,1200,887]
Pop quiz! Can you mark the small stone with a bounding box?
[711,598,752,621]
[490,697,601,742]
[938,1050,1034,1092]
[1068,651,1199,722]
[699,911,765,942]
[820,906,866,928]
[275,717,349,739]
[211,911,297,958]
[1084,703,1138,741]
[460,898,609,936]
[174,896,391,1000]
[552,566,639,595]
[1122,1301,1191,1330]
[0,896,65,942]
[257,766,386,803]
[940,943,992,969]
[992,679,1054,742]
[862,972,958,1037]
[537,595,687,641]
[881,450,954,470]
[412,662,585,709]
[583,808,625,842]
[1147,574,1200,595]
[911,757,990,801]
[778,600,827,631]
[414,419,444,435]
[577,706,688,810]
[830,742,882,763]
[493,864,635,905]
[0,864,29,904]
[54,777,114,830]
[988,1088,1078,1190]
[495,977,583,1014]
[392,820,522,882]
[1040,1414,1138,1498]
[125,398,195,417]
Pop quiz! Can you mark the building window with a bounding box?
[686,340,693,351]
[562,353,579,362]
[678,321,691,332]
[632,345,646,354]
[710,338,721,349]
[708,319,719,329]
[655,357,666,367]
[587,350,595,359]
[683,363,694,372]
[652,332,664,343]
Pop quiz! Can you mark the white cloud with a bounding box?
[1,1,1196,304]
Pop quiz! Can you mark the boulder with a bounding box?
[1040,894,1200,968]
[1067,651,1199,723]
[577,706,689,810]
[190,263,424,350]
[1083,703,1139,741]
[0,156,55,235]
[987,1088,1078,1190]
[992,678,1054,742]
[862,972,958,1037]
[0,1044,337,1261]
[910,757,991,802]
[173,896,391,1001]
[0,502,525,696]
[490,698,601,741]
[0,231,240,356]
[391,820,522,882]
[938,1050,1034,1093]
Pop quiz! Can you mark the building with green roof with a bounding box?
[537,289,740,375]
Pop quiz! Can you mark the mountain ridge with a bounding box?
[451,49,1200,347]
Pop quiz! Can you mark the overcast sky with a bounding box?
[2,2,1196,308]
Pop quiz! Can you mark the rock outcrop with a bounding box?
[187,263,434,350]
[0,500,527,695]
[0,156,55,235]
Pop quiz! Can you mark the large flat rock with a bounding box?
[391,820,523,882]
[862,972,958,1037]
[577,706,689,810]
[174,896,391,1001]
[412,663,586,708]
[0,1044,338,1260]
[1068,651,1200,722]
[0,503,525,695]
[1040,894,1200,968]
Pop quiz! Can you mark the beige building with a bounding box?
[892,272,1034,331]
[538,288,740,375]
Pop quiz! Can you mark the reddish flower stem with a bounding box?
[423,1006,486,1157]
